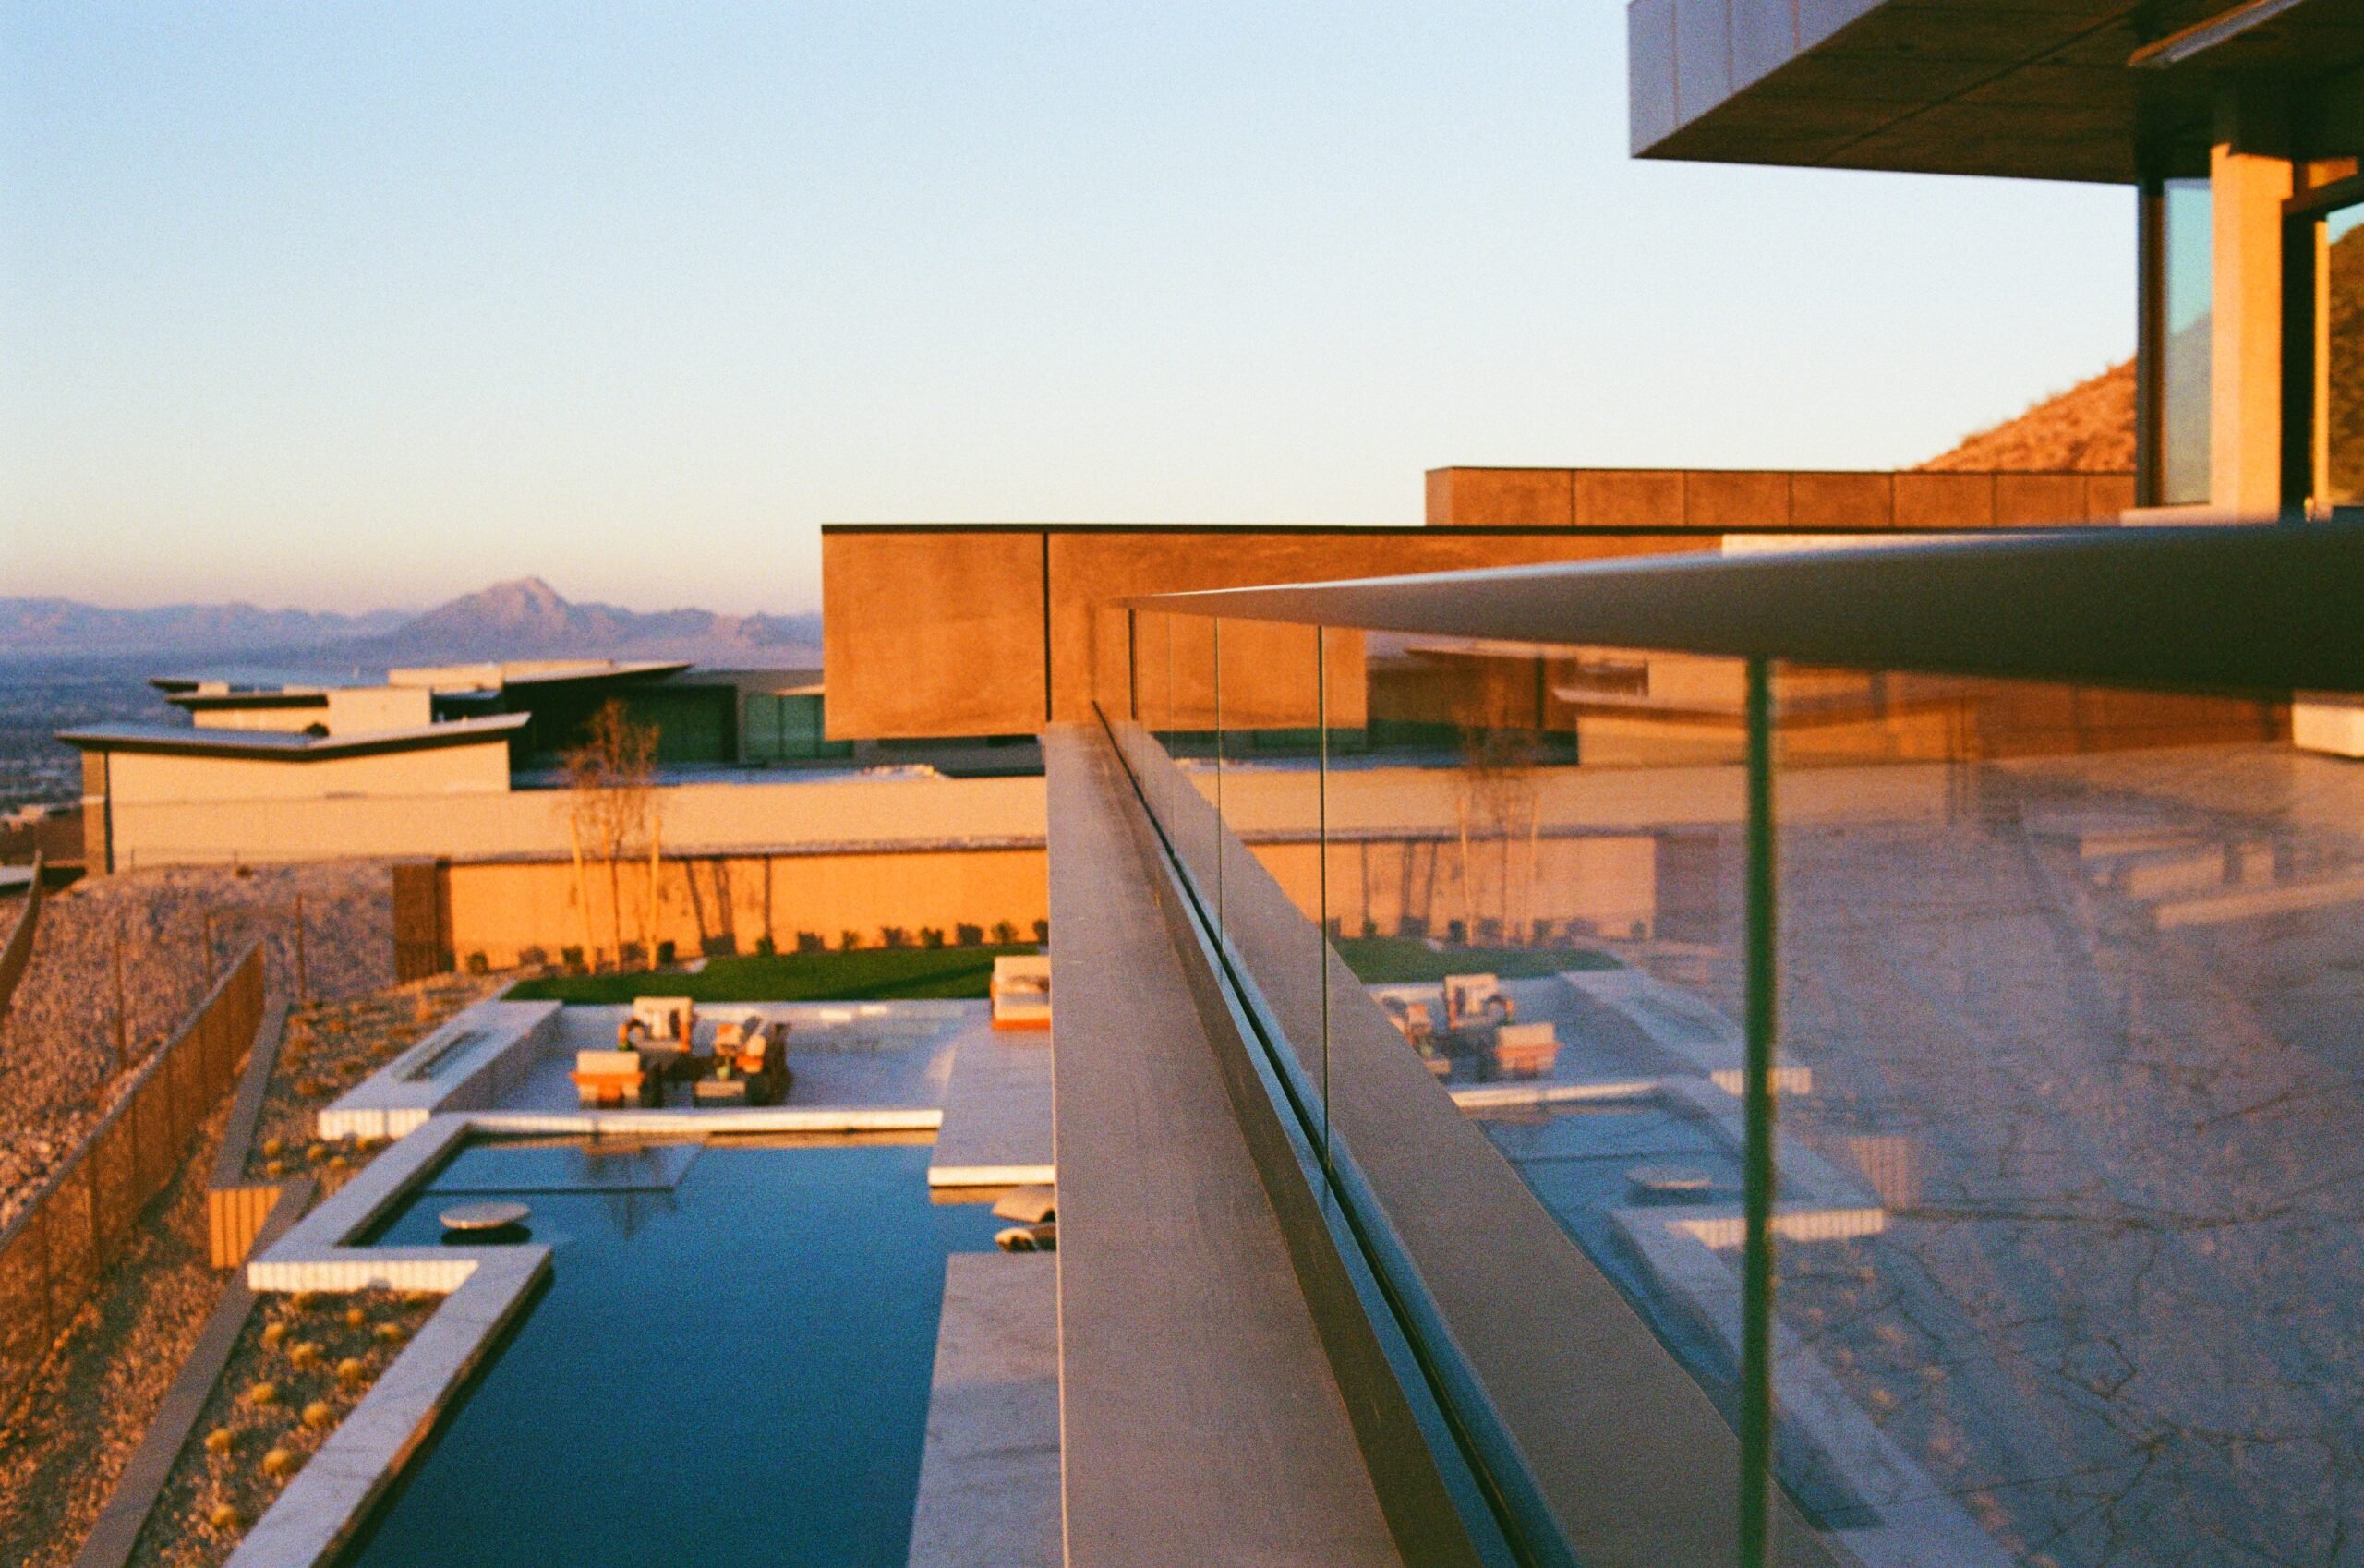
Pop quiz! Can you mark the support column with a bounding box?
[2211,91,2294,517]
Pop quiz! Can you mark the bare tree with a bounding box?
[1453,658,1542,946]
[557,700,661,970]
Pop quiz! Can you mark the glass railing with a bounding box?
[1090,531,2364,1568]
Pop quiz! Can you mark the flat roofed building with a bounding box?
[1630,0,2364,524]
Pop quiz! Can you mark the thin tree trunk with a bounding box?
[645,817,663,969]
[568,817,595,969]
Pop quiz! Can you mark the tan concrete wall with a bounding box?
[821,525,1727,741]
[821,529,1046,740]
[191,706,325,732]
[327,687,435,733]
[107,739,512,806]
[102,773,1047,869]
[440,846,1053,970]
[1424,467,2137,528]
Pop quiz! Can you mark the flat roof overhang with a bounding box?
[163,690,331,714]
[55,712,530,763]
[1129,521,2364,697]
[1629,0,2364,184]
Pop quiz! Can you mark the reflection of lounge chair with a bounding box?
[1442,974,1514,1030]
[1381,996,1453,1079]
[571,1049,655,1107]
[1490,1022,1560,1080]
[991,956,1052,1031]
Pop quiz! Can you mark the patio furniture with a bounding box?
[709,1012,791,1105]
[571,1049,655,1108]
[990,955,1052,1030]
[1442,973,1514,1031]
[1490,1021,1560,1080]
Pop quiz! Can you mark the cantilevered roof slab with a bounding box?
[1629,0,2364,184]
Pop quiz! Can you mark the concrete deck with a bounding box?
[502,1000,972,1113]
[906,1253,1061,1568]
[1045,724,1402,1568]
[928,1030,1054,1188]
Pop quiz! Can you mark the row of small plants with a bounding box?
[130,1289,439,1567]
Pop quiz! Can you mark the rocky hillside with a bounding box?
[1920,359,2136,472]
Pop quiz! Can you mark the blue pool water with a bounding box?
[344,1139,1002,1568]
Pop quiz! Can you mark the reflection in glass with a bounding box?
[2328,201,2364,506]
[2160,176,2213,507]
[1770,669,2361,1566]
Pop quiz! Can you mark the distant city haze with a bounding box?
[1,4,2133,617]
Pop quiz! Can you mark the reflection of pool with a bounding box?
[344,1140,1001,1568]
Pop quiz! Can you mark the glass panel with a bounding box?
[2161,175,2213,507]
[1330,633,1762,1439]
[1767,664,2353,1566]
[1207,616,1333,1140]
[2327,199,2364,507]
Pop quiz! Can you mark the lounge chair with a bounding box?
[990,956,1052,1031]
[571,1048,654,1108]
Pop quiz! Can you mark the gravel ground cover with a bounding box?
[0,862,393,1231]
[0,1099,233,1568]
[242,973,502,1187]
[126,1289,438,1568]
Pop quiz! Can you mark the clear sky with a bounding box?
[1,3,2133,617]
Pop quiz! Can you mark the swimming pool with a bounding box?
[342,1137,1003,1568]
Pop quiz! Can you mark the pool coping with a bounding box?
[226,1098,960,1568]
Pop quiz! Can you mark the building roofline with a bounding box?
[55,712,530,762]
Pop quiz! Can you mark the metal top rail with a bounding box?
[1127,523,2364,696]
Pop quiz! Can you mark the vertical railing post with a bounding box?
[1740,657,1778,1568]
[1317,624,1331,1179]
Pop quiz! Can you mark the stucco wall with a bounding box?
[102,772,1048,869]
[106,740,512,806]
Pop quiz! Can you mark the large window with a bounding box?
[2159,176,2213,506]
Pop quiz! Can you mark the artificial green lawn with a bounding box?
[504,945,1040,1005]
[505,936,1616,1004]
[1330,936,1622,984]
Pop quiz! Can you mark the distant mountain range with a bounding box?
[0,577,822,669]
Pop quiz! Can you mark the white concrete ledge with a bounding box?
[468,1105,942,1136]
[317,1000,561,1140]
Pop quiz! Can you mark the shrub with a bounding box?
[796,932,825,954]
[464,951,488,975]
[245,1381,279,1406]
[656,940,677,965]
[302,1401,334,1429]
[1446,919,1467,944]
[335,1357,367,1386]
[919,927,946,949]
[992,920,1019,945]
[518,945,548,967]
[208,1502,241,1530]
[1361,916,1379,938]
[1031,919,1050,944]
[260,1447,296,1478]
[561,946,586,971]
[880,926,910,948]
[204,1427,235,1455]
[838,929,862,951]
[754,935,777,957]
[955,923,983,947]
